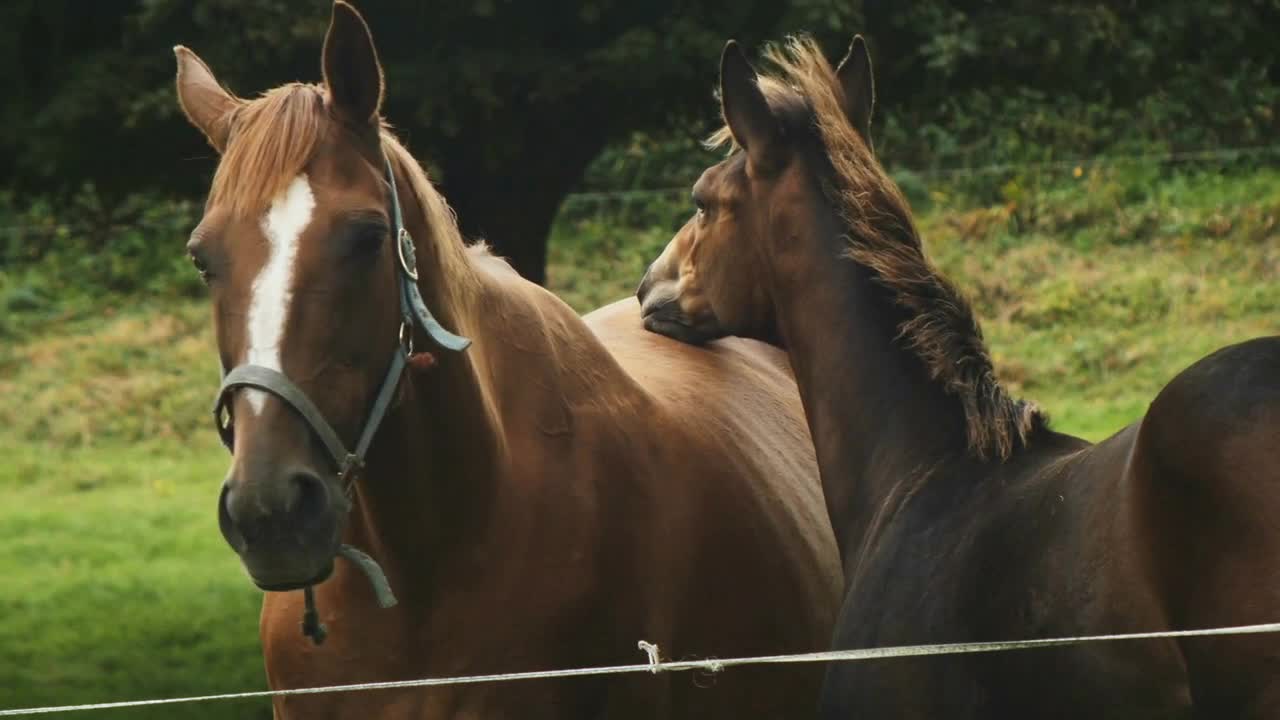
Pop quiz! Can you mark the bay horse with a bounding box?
[173,3,841,717]
[636,34,1280,718]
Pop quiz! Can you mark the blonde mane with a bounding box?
[380,132,480,293]
[712,37,1045,460]
[208,83,326,217]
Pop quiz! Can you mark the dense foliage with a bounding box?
[1,0,1276,282]
[0,0,853,282]
[865,0,1280,170]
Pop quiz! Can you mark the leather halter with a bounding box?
[209,153,471,644]
[212,153,470,485]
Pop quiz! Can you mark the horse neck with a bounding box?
[772,209,972,569]
[337,161,507,600]
[339,164,624,601]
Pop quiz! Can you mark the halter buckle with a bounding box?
[397,228,419,281]
[338,453,364,490]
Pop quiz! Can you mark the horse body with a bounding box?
[635,34,1280,717]
[174,5,839,717]
[825,338,1280,719]
[825,427,1186,718]
[260,287,841,719]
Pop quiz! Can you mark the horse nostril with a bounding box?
[218,482,246,551]
[288,470,330,525]
[636,266,655,303]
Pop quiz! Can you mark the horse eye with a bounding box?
[189,252,213,284]
[693,195,706,213]
[348,225,387,258]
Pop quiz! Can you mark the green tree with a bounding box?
[6,1,1272,283]
[0,0,855,284]
[860,0,1280,168]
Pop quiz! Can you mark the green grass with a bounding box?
[549,164,1279,441]
[0,163,1276,716]
[0,304,216,448]
[0,441,267,718]
[921,165,1279,437]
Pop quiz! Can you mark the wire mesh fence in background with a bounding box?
[1,144,1277,308]
[5,144,1279,242]
[557,143,1280,232]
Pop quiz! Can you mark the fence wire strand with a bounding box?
[559,143,1280,202]
[3,621,1280,716]
[2,142,1279,716]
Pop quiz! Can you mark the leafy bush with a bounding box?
[0,188,202,337]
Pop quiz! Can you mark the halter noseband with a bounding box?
[210,152,471,644]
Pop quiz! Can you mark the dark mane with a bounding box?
[712,37,1046,460]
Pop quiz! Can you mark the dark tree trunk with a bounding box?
[441,172,562,287]
[435,122,610,287]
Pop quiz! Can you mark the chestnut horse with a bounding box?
[173,4,840,718]
[637,34,1280,719]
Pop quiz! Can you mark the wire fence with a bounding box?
[3,621,1279,716]
[559,143,1280,202]
[1,143,1277,715]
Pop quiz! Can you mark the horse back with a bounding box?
[583,298,836,587]
[583,298,818,487]
[580,297,841,717]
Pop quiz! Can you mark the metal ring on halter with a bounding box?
[398,321,414,356]
[397,228,419,280]
[215,402,234,449]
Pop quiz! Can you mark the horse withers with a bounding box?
[173,3,840,717]
[637,33,1280,719]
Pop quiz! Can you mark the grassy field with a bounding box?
[0,163,1276,716]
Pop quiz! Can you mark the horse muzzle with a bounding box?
[218,471,343,591]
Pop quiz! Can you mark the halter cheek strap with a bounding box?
[387,154,471,354]
[211,151,471,645]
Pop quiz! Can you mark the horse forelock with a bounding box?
[209,83,327,218]
[712,36,1047,460]
[205,76,482,297]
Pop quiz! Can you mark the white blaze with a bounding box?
[244,175,315,414]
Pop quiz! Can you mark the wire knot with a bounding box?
[637,640,662,673]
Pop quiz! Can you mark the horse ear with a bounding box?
[720,40,781,169]
[322,1,384,125]
[836,35,875,150]
[174,46,240,153]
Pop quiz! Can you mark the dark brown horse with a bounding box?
[637,34,1280,718]
[173,4,841,717]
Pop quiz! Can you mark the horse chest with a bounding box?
[260,611,615,719]
[827,577,1191,718]
[825,502,1192,719]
